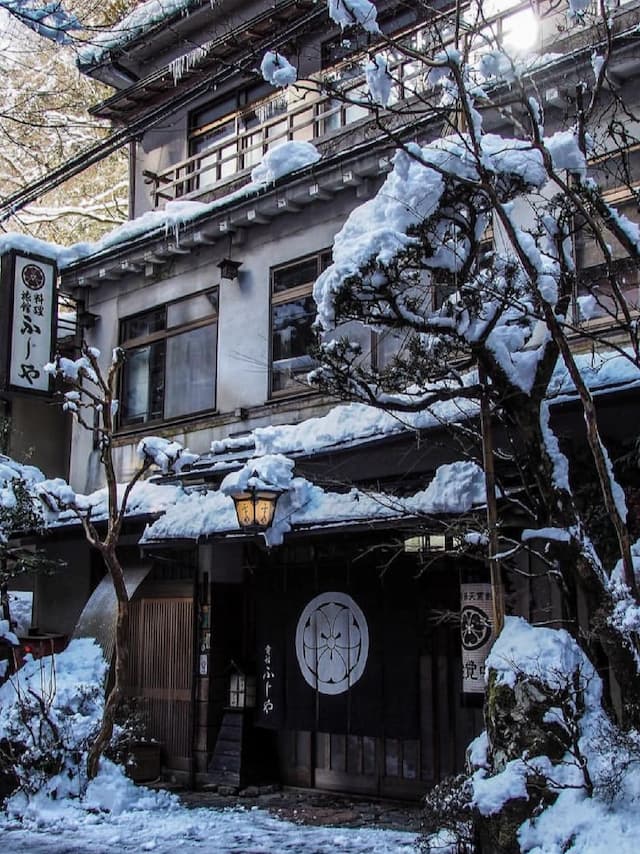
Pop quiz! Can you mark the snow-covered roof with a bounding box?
[190,348,640,477]
[0,141,323,273]
[140,457,487,547]
[78,0,207,68]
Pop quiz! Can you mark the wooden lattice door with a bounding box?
[128,597,194,772]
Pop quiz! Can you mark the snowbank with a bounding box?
[470,618,640,853]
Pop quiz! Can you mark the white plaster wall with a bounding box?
[68,191,357,491]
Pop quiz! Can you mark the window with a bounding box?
[119,291,218,426]
[187,84,283,191]
[271,253,331,395]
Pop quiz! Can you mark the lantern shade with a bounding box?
[231,487,281,531]
[217,258,242,280]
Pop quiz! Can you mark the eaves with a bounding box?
[59,135,397,288]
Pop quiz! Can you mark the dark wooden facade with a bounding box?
[121,533,484,798]
[247,535,484,799]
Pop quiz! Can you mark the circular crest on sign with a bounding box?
[21,264,46,291]
[460,605,493,651]
[295,592,369,695]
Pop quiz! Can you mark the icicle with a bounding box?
[169,43,213,85]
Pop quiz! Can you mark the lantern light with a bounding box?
[231,485,282,532]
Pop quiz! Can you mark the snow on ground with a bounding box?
[0,637,418,852]
[0,802,419,853]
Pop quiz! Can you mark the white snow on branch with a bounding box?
[568,0,591,18]
[136,436,198,475]
[365,55,392,106]
[328,0,380,34]
[545,129,587,177]
[0,455,45,542]
[521,527,572,543]
[44,353,97,384]
[540,402,570,492]
[313,133,549,332]
[260,51,297,88]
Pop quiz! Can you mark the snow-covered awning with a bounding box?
[141,456,488,548]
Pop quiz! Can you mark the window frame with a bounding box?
[269,251,332,399]
[118,289,219,430]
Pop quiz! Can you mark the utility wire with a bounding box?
[0,2,326,224]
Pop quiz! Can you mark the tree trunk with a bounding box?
[86,554,130,780]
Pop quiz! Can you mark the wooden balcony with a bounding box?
[141,0,640,210]
[143,80,399,209]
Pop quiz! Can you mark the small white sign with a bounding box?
[199,653,208,676]
[460,582,494,693]
[9,254,56,393]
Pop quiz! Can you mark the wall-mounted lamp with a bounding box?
[230,484,282,532]
[218,258,242,281]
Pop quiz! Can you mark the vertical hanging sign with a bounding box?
[8,252,57,393]
[460,582,494,694]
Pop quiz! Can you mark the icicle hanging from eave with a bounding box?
[169,40,215,85]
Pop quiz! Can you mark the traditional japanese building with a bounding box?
[17,0,640,797]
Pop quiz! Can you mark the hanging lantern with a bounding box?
[231,485,282,532]
[217,258,242,281]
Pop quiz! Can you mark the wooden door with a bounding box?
[128,597,194,772]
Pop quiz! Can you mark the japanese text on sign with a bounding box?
[262,644,275,716]
[9,255,55,393]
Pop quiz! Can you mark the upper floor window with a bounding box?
[119,290,218,427]
[271,252,331,396]
[187,84,281,193]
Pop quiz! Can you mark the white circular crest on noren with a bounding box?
[295,592,369,695]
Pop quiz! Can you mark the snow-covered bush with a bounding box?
[422,773,475,853]
[0,638,177,822]
[0,639,106,806]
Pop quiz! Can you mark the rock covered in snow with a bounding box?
[467,617,639,853]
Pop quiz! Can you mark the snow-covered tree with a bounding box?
[261,0,640,845]
[41,344,197,778]
[0,0,131,244]
[0,452,60,647]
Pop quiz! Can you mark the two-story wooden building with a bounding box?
[25,0,640,797]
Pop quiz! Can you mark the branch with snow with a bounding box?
[0,0,80,44]
[365,55,392,107]
[136,437,198,475]
[260,51,297,88]
[327,0,379,34]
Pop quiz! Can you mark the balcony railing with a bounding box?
[143,0,639,209]
[144,67,422,208]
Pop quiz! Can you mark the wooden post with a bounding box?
[478,363,505,635]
